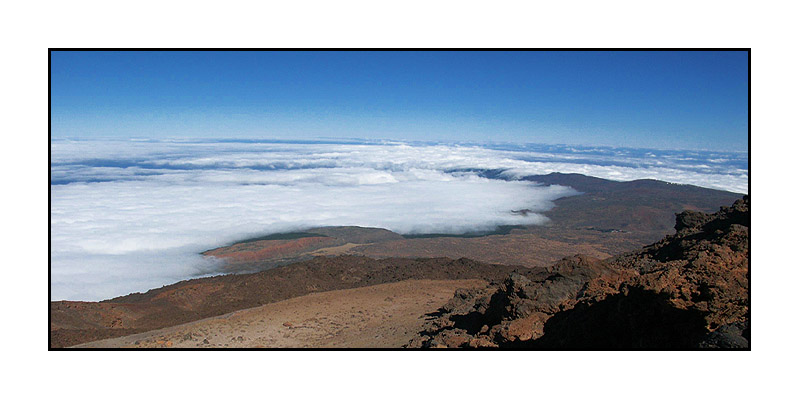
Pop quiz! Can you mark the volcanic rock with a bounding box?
[406,196,750,349]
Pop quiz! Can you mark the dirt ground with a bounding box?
[74,279,486,348]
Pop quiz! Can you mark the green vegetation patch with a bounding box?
[234,231,328,244]
[402,225,525,239]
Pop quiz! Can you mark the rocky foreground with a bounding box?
[52,195,749,349]
[407,196,750,349]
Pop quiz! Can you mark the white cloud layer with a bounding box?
[50,139,748,300]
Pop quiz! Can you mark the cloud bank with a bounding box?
[50,139,748,300]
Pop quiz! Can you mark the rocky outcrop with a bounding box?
[407,196,750,349]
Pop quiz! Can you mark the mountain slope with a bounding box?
[50,175,747,349]
[407,196,750,349]
[198,173,743,272]
[51,257,521,348]
[74,279,488,349]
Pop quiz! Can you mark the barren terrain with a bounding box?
[50,174,745,349]
[200,173,742,272]
[51,256,518,347]
[76,279,486,348]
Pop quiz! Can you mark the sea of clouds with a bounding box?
[50,139,748,300]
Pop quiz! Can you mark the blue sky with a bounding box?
[50,51,748,151]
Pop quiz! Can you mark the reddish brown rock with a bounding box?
[407,196,750,349]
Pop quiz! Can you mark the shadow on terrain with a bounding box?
[423,286,710,349]
[523,287,708,349]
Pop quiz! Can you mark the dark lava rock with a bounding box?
[408,196,750,349]
[675,210,712,232]
[698,321,750,349]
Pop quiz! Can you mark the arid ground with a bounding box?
[51,174,747,349]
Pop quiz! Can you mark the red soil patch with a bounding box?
[204,236,339,263]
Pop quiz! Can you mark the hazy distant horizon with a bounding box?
[50,135,750,154]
